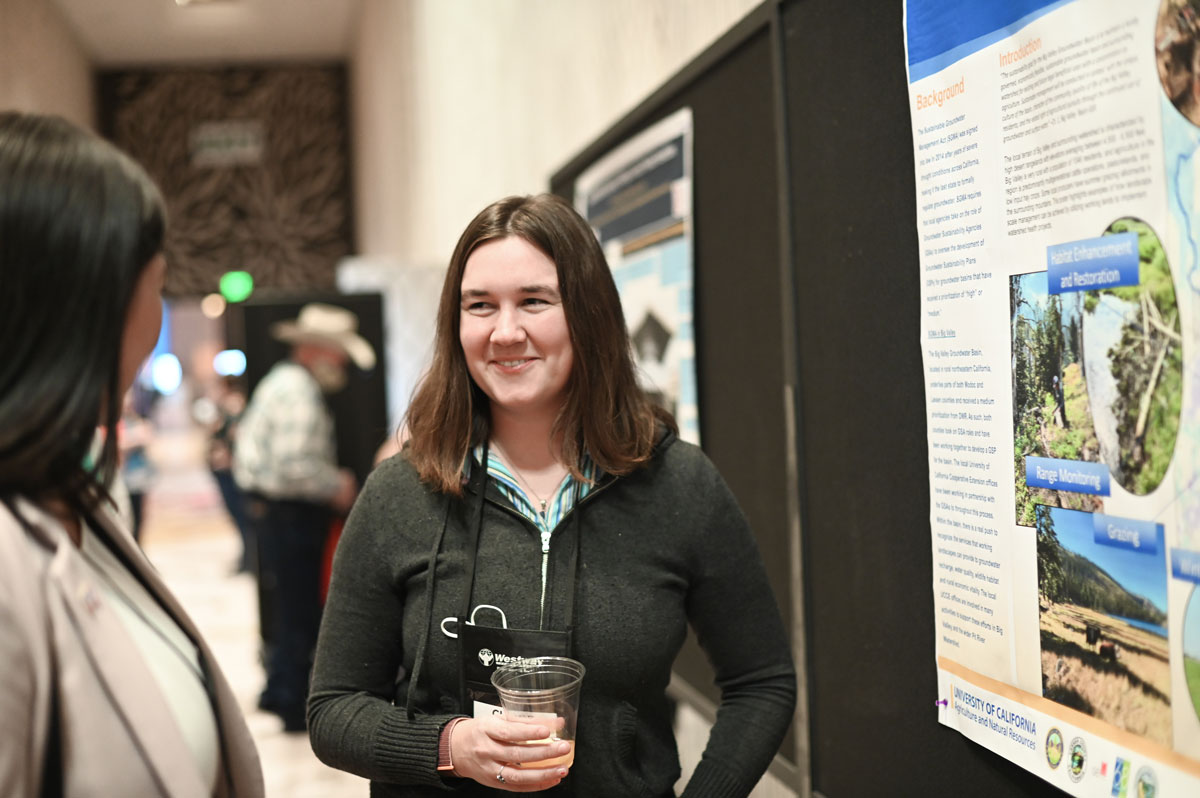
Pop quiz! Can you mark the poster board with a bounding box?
[780,0,1051,793]
[905,1,1200,794]
[573,108,700,444]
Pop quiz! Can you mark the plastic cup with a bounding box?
[490,656,585,768]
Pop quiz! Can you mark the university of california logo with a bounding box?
[1044,727,1064,769]
[1068,737,1087,783]
[477,648,494,666]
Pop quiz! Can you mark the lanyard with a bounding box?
[456,442,582,714]
[405,443,582,719]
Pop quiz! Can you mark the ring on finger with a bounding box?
[496,764,507,783]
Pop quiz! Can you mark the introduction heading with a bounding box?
[998,38,1042,67]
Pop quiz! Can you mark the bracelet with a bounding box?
[436,717,468,773]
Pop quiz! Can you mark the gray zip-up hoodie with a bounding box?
[308,429,796,797]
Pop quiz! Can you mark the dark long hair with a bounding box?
[0,112,165,513]
[405,193,674,495]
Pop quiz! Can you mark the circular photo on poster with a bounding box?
[1186,585,1200,725]
[1077,219,1183,495]
[1157,1,1200,126]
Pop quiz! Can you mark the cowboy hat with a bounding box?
[270,303,376,370]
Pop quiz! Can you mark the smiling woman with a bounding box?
[308,193,796,797]
[401,193,666,497]
[459,236,575,432]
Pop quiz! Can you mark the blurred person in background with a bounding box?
[234,303,370,732]
[199,375,253,572]
[118,387,156,541]
[0,111,262,796]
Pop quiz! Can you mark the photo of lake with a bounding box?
[1036,505,1171,745]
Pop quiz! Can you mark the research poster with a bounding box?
[905,1,1200,794]
[573,107,699,444]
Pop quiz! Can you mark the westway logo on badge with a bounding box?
[477,648,530,668]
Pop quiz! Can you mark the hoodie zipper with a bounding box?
[538,526,552,627]
[483,477,616,629]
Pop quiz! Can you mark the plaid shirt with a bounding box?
[233,361,341,501]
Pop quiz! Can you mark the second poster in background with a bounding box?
[573,108,698,445]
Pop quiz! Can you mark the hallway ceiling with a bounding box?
[51,0,361,67]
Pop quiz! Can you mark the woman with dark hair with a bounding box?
[309,193,795,796]
[0,111,263,797]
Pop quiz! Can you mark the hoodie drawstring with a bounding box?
[405,495,453,720]
[405,454,488,719]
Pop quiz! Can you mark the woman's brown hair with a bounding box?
[404,193,675,494]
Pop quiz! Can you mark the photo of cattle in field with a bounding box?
[1036,505,1172,745]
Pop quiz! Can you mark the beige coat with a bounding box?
[0,497,263,797]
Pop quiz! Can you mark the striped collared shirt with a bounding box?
[472,444,600,533]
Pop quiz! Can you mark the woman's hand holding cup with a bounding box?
[449,715,570,791]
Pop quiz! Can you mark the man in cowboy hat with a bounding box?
[234,302,375,731]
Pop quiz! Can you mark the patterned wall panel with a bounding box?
[98,66,353,297]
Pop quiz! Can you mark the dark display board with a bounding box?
[777,1,1054,794]
[555,1,1064,795]
[231,292,389,487]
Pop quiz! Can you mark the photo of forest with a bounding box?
[1036,506,1171,746]
[1010,218,1184,525]
[1010,271,1100,524]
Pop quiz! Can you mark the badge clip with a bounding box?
[440,604,508,638]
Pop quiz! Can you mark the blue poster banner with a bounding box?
[906,0,1072,81]
[1046,232,1140,294]
[1024,456,1110,495]
[1091,513,1160,556]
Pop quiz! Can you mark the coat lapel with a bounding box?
[15,497,262,798]
[45,531,209,798]
[86,505,263,797]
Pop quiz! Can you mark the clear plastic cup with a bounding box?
[490,656,586,768]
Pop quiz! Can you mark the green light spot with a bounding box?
[219,271,254,303]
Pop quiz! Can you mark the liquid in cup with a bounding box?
[490,656,585,769]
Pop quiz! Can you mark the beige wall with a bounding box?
[0,0,93,128]
[350,0,761,265]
